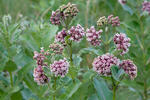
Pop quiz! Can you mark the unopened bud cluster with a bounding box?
[142,1,150,14]
[49,43,64,55]
[119,60,137,79]
[50,59,69,77]
[68,24,85,42]
[97,16,107,26]
[60,3,79,18]
[92,53,120,76]
[50,2,78,25]
[55,29,67,45]
[86,26,103,46]
[108,15,120,27]
[33,65,49,85]
[33,48,49,85]
[113,33,131,55]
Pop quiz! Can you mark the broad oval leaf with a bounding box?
[93,77,113,100]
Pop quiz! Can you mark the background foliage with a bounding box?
[0,0,150,100]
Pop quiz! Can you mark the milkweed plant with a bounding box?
[32,2,145,100]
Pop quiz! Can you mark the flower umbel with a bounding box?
[60,2,79,18]
[86,26,103,46]
[108,15,120,27]
[50,10,64,25]
[55,29,67,45]
[50,58,69,77]
[119,60,137,79]
[142,1,150,14]
[33,48,48,66]
[33,65,49,85]
[97,16,107,26]
[113,33,131,55]
[68,24,85,42]
[92,53,120,76]
[49,43,64,55]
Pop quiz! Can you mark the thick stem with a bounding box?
[9,72,13,87]
[113,85,116,100]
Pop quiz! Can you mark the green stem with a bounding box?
[113,85,116,100]
[144,80,148,100]
[53,77,57,100]
[9,72,13,87]
[69,42,73,66]
[111,76,116,100]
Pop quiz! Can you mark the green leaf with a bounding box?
[93,77,112,100]
[60,79,81,100]
[68,66,79,80]
[72,55,82,67]
[4,60,17,72]
[111,66,124,81]
[79,47,103,56]
[87,94,99,100]
[121,5,133,15]
[11,91,22,100]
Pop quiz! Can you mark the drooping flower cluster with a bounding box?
[33,65,49,85]
[55,29,67,45]
[49,43,64,55]
[68,24,85,42]
[142,1,150,14]
[108,15,120,27]
[50,2,79,25]
[97,16,107,26]
[92,53,120,76]
[33,48,49,85]
[118,0,127,5]
[119,60,137,79]
[86,26,103,46]
[113,33,131,55]
[50,58,69,77]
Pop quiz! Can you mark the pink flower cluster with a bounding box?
[49,43,64,55]
[92,53,120,76]
[50,59,69,77]
[118,0,127,5]
[119,60,137,79]
[86,26,103,46]
[33,48,48,66]
[55,29,67,45]
[50,10,64,25]
[108,15,120,27]
[68,24,85,42]
[33,65,49,85]
[142,1,150,14]
[113,33,131,55]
